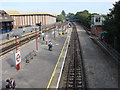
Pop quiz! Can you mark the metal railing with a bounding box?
[98,40,120,61]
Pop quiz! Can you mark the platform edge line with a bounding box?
[46,35,68,90]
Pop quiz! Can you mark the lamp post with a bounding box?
[15,36,18,51]
[36,30,38,51]
[54,25,56,39]
[40,22,42,34]
[46,31,48,45]
[15,36,20,70]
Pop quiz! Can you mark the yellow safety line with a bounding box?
[46,36,68,90]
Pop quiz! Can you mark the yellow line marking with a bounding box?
[46,36,68,90]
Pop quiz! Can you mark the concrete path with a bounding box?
[75,23,119,88]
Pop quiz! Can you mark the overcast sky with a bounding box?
[0,0,119,15]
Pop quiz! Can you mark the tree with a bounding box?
[56,14,65,22]
[74,10,91,28]
[67,13,75,20]
[103,0,120,51]
[56,10,66,22]
[61,10,66,17]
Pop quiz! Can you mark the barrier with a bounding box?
[90,37,120,62]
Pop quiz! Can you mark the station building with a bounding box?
[6,11,56,28]
[91,15,105,37]
[0,10,13,34]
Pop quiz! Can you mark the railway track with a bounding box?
[0,32,36,56]
[67,23,86,89]
[59,23,86,89]
[0,22,68,56]
[0,27,51,56]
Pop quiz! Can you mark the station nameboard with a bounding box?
[15,50,21,65]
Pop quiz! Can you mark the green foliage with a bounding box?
[103,1,120,37]
[61,10,66,16]
[56,14,65,22]
[74,10,91,28]
[67,13,75,20]
[56,10,66,22]
[103,0,120,50]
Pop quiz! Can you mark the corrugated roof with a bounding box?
[6,11,56,17]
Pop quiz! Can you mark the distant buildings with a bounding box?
[0,10,56,34]
[6,11,56,28]
[91,15,105,37]
[0,10,13,34]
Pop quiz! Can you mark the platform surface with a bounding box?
[1,28,67,88]
[76,22,119,88]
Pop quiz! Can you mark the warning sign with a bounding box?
[15,50,21,65]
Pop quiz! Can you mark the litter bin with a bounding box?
[59,32,62,35]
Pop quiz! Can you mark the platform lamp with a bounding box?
[45,26,48,45]
[40,22,42,32]
[15,36,18,53]
[62,21,64,33]
[35,29,38,51]
[15,35,20,70]
[54,24,56,39]
[36,22,41,38]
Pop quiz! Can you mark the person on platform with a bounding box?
[48,41,53,51]
[42,33,45,41]
[7,33,9,40]
[6,77,16,89]
[22,28,25,33]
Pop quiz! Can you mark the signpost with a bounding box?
[15,50,21,70]
[15,36,21,70]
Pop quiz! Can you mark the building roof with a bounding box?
[0,10,14,22]
[6,11,56,17]
[6,11,20,14]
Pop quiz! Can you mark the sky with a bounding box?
[0,0,119,15]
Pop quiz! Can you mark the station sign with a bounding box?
[15,50,21,65]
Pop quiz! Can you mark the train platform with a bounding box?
[1,27,72,88]
[0,23,56,45]
[75,22,119,88]
[0,26,39,45]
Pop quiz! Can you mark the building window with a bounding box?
[95,17,101,22]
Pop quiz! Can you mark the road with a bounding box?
[75,22,119,88]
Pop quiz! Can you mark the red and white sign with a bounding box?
[15,50,21,65]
